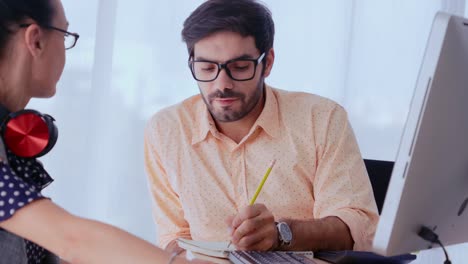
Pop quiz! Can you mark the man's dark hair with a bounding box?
[0,0,54,57]
[182,0,275,57]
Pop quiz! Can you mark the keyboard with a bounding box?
[229,251,316,264]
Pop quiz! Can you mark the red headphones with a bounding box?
[0,105,58,158]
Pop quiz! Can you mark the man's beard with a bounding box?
[201,78,264,122]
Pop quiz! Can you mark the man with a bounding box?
[144,0,379,254]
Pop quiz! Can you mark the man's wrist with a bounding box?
[270,224,280,250]
[273,220,293,250]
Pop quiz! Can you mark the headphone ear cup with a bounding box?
[36,114,58,158]
[3,110,58,158]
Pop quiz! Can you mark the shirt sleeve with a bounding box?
[312,104,380,251]
[0,160,45,221]
[144,121,191,248]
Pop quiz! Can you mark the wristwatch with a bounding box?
[276,221,292,247]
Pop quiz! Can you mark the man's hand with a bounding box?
[226,204,278,251]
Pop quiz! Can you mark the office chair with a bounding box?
[363,159,394,214]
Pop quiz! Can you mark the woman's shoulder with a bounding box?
[0,146,46,222]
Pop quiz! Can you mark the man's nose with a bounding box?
[214,68,234,90]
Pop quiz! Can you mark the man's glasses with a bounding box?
[189,52,266,82]
[20,24,80,50]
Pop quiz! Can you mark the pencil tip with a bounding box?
[270,159,277,168]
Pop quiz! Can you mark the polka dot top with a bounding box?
[0,147,54,264]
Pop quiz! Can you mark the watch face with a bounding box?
[279,222,293,242]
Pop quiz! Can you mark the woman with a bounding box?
[0,0,206,263]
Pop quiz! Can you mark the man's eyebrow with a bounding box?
[193,53,255,62]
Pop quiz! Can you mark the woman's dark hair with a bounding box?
[0,0,54,56]
[182,0,275,57]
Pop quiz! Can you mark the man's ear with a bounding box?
[263,48,275,78]
[23,24,45,58]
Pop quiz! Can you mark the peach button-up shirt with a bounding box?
[144,85,379,250]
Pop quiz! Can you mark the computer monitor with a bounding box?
[373,12,468,256]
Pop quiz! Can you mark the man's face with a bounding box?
[192,31,273,122]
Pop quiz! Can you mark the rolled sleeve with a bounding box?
[313,105,379,250]
[324,207,377,250]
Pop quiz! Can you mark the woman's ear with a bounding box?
[263,48,275,78]
[23,24,45,58]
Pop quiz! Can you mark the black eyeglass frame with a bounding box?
[188,52,266,82]
[19,23,80,50]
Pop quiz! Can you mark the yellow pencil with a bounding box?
[249,159,276,205]
[227,159,277,250]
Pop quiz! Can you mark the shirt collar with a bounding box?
[254,84,280,139]
[191,84,280,145]
[191,101,214,145]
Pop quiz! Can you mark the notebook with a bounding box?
[229,251,316,264]
[176,238,235,258]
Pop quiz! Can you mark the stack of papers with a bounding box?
[176,238,235,259]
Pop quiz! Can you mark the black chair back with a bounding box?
[363,159,394,214]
